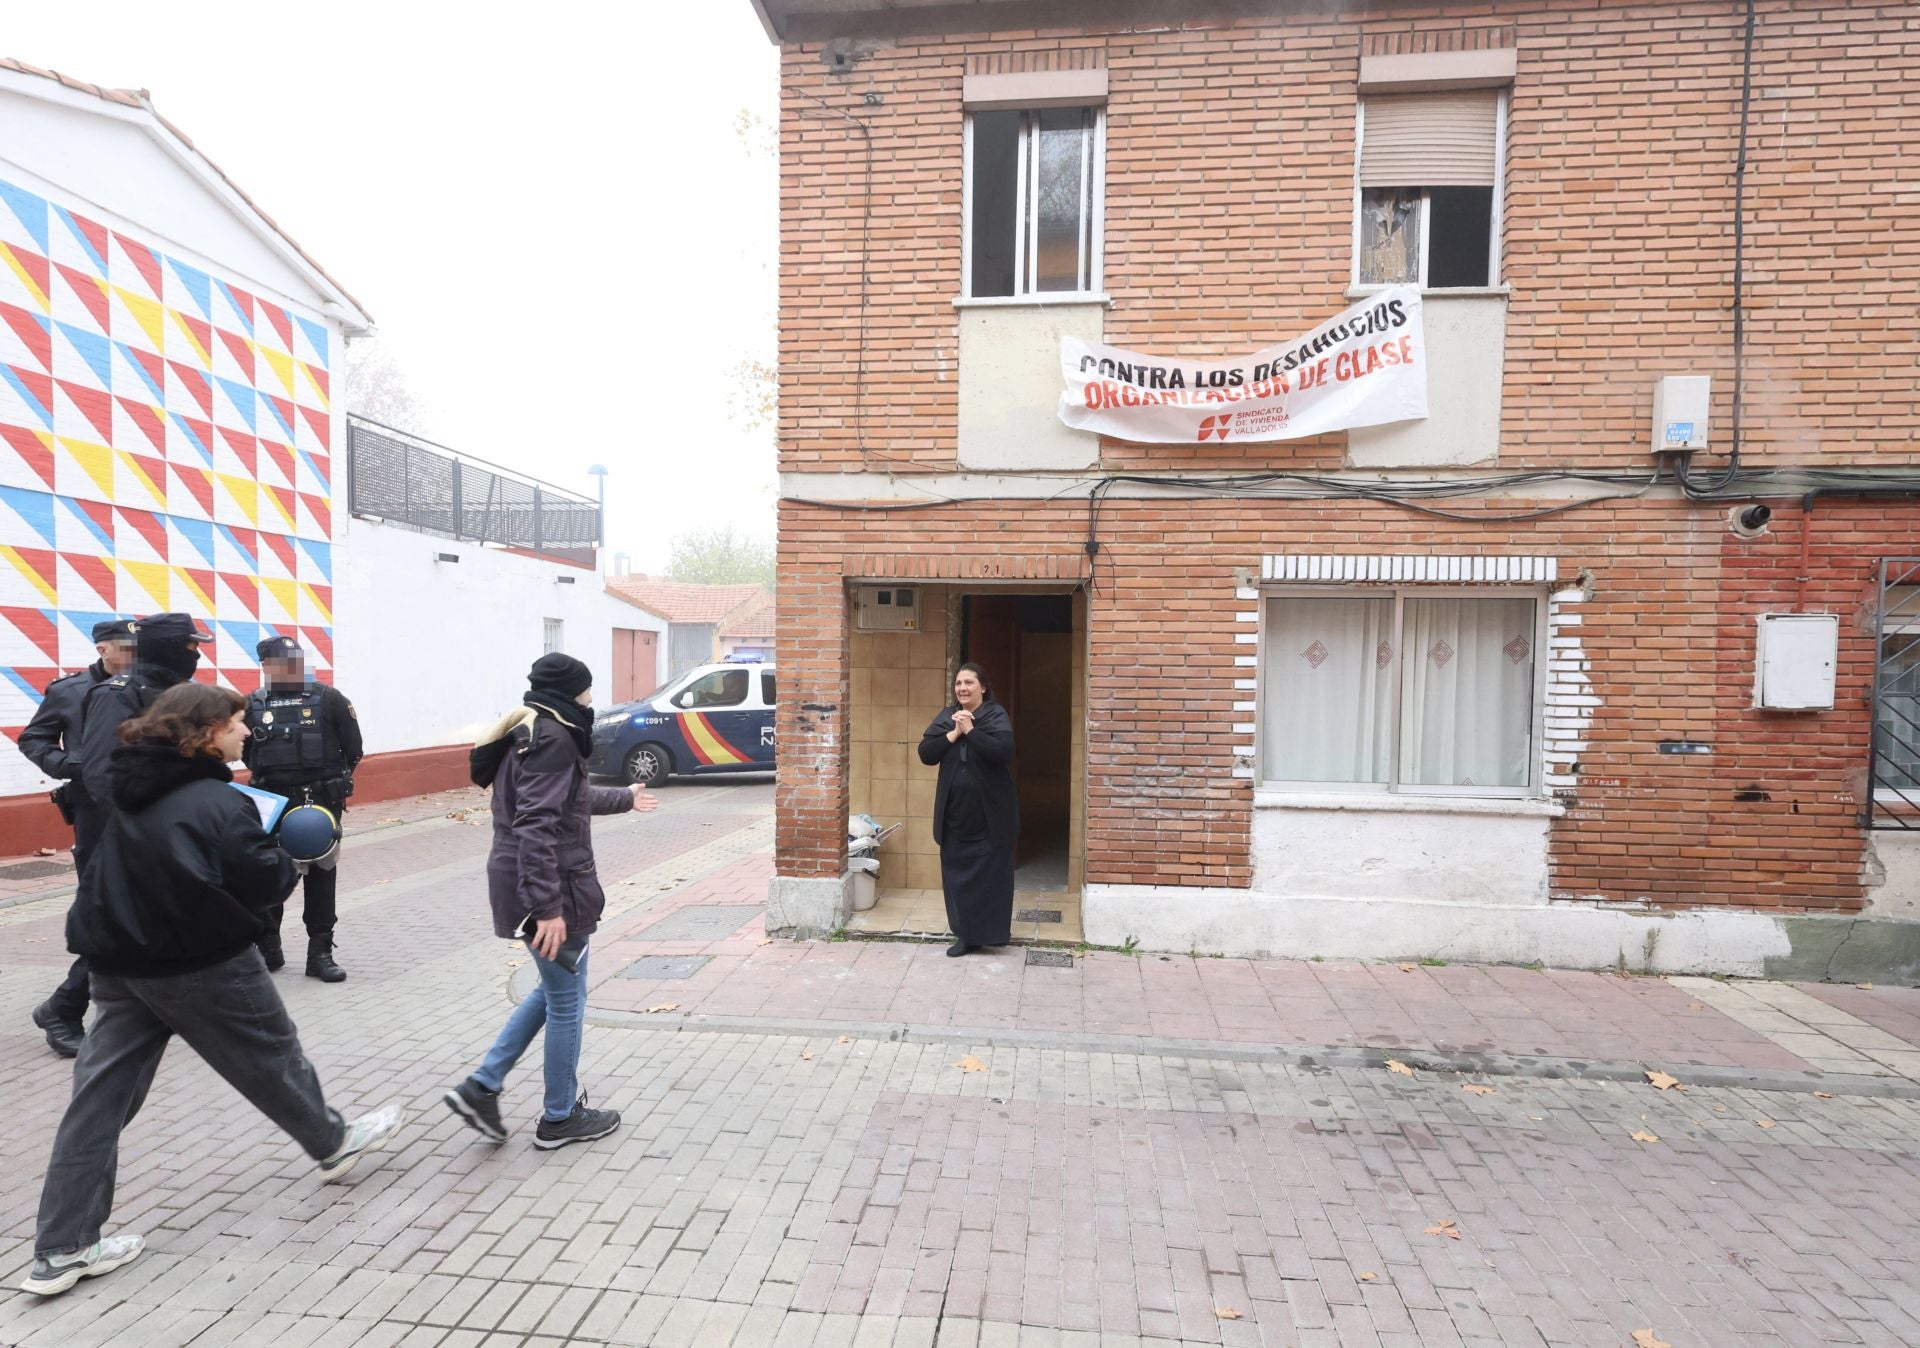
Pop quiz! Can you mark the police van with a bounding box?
[588,658,775,787]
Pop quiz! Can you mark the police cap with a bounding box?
[132,613,214,643]
[91,619,134,643]
[257,635,304,662]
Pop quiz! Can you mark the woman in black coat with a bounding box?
[917,662,1018,957]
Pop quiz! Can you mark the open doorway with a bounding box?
[962,593,1076,898]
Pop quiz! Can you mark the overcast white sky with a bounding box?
[7,2,780,575]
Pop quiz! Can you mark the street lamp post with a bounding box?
[587,464,608,576]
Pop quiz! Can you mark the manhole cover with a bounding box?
[633,904,764,942]
[619,955,713,981]
[0,859,70,881]
[1025,948,1074,968]
[1015,909,1062,923]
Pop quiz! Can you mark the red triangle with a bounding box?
[9,364,52,416]
[300,626,333,665]
[57,380,115,441]
[179,313,212,359]
[128,345,165,397]
[260,440,295,486]
[168,360,214,417]
[262,484,297,530]
[116,397,168,453]
[116,506,169,559]
[306,584,332,615]
[0,600,59,660]
[217,427,257,476]
[301,494,332,538]
[225,667,261,695]
[75,497,115,541]
[127,448,168,499]
[298,403,331,450]
[112,233,164,297]
[192,666,217,686]
[305,366,329,401]
[55,264,110,333]
[0,425,55,489]
[224,282,254,329]
[172,465,215,517]
[67,212,109,272]
[221,573,258,616]
[61,552,116,606]
[224,527,258,569]
[265,393,295,438]
[258,299,292,350]
[1,302,52,369]
[262,530,298,576]
[181,566,214,605]
[217,329,254,381]
[177,415,214,463]
[7,247,49,303]
[9,668,58,702]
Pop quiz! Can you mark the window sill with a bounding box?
[1345,285,1511,301]
[953,293,1113,309]
[1254,789,1564,819]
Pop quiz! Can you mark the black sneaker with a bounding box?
[533,1094,621,1150]
[443,1078,507,1142]
[31,1002,82,1058]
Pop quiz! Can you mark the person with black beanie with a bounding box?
[443,652,659,1150]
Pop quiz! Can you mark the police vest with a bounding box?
[246,687,338,783]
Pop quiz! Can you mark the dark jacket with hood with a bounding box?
[67,743,298,978]
[917,698,1019,849]
[76,658,193,805]
[17,661,108,783]
[472,704,633,939]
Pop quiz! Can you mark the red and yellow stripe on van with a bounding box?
[681,711,751,766]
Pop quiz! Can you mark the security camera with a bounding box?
[1727,504,1772,539]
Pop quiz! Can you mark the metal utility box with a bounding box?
[1653,375,1711,453]
[855,585,919,632]
[1754,613,1838,710]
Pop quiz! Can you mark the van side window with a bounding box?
[674,669,748,709]
[760,672,776,705]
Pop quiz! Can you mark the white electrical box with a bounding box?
[1652,375,1711,452]
[1754,613,1837,710]
[855,585,919,631]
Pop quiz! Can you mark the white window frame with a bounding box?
[542,618,564,655]
[961,107,1107,302]
[1349,91,1508,292]
[1257,584,1547,799]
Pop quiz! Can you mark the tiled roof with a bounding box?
[0,57,372,325]
[606,577,773,626]
[719,593,775,639]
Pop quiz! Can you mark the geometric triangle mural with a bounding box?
[2,173,334,798]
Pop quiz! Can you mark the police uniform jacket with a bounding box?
[76,662,191,806]
[17,661,109,784]
[242,681,363,807]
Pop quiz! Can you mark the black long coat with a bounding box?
[917,698,1019,848]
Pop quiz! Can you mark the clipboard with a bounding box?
[229,782,290,832]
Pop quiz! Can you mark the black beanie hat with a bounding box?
[529,652,592,700]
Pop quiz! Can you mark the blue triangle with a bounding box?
[0,178,49,253]
[295,316,330,366]
[0,365,52,427]
[216,376,258,430]
[171,514,216,566]
[56,322,114,389]
[297,538,332,581]
[53,206,108,274]
[0,483,59,545]
[166,258,211,317]
[115,342,166,401]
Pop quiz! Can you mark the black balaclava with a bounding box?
[138,635,200,686]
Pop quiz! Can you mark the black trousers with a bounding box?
[47,802,110,1023]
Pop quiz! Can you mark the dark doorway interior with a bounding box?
[961,594,1074,883]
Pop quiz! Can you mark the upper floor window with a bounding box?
[1355,91,1505,289]
[965,107,1105,299]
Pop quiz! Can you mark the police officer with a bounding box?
[19,619,134,1057]
[243,635,362,982]
[50,612,214,1058]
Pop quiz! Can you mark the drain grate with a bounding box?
[619,955,713,981]
[1015,909,1062,923]
[633,904,764,942]
[1025,948,1074,968]
[0,859,70,881]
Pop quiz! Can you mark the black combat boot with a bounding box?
[256,905,285,972]
[306,932,347,983]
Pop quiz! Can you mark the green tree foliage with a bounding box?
[667,525,775,589]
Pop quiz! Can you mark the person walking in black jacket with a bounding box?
[19,619,134,1057]
[19,683,402,1299]
[442,654,656,1149]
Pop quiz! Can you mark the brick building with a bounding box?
[751,0,1920,979]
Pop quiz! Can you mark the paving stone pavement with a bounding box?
[3,780,1919,1347]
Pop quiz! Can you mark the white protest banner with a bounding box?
[1058,285,1427,444]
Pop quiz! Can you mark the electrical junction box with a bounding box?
[855,585,919,632]
[1652,375,1711,452]
[1754,613,1838,710]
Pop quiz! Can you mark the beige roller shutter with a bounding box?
[1360,92,1499,188]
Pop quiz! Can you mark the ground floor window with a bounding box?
[1260,589,1540,794]
[1872,564,1920,824]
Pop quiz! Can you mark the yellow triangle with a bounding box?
[299,362,330,409]
[60,437,117,500]
[113,286,168,354]
[299,582,332,623]
[1,243,49,311]
[116,449,166,507]
[0,546,58,604]
[259,345,297,397]
[120,559,172,610]
[219,473,258,525]
[263,576,301,619]
[169,309,210,366]
[173,566,215,613]
[260,484,297,532]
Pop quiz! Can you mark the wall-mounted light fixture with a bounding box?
[434,552,460,563]
[555,574,576,585]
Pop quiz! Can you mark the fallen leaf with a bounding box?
[1358,1271,1379,1282]
[645,1003,680,1014]
[1631,1130,1660,1143]
[1386,1059,1415,1077]
[506,959,525,968]
[1462,1083,1497,1096]
[952,1055,988,1073]
[801,1051,815,1061]
[1214,1308,1243,1320]
[1423,1219,1461,1240]
[35,847,56,857]
[838,1035,851,1044]
[758,938,775,946]
[1856,982,1874,990]
[1527,1115,1544,1121]
[1398,963,1417,972]
[1632,1331,1672,1348]
[1685,1001,1705,1011]
[1644,1070,1684,1091]
[1756,1119,1775,1129]
[1813,1091,1834,1099]
[1713,1105,1728,1114]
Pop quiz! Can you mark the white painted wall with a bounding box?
[1865,831,1920,921]
[1345,295,1505,468]
[331,516,667,756]
[1251,795,1553,905]
[958,302,1105,470]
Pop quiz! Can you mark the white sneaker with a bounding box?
[20,1233,144,1296]
[318,1103,403,1182]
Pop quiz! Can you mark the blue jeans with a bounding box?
[471,943,588,1123]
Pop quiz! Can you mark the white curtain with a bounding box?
[1262,597,1393,783]
[1399,597,1535,788]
